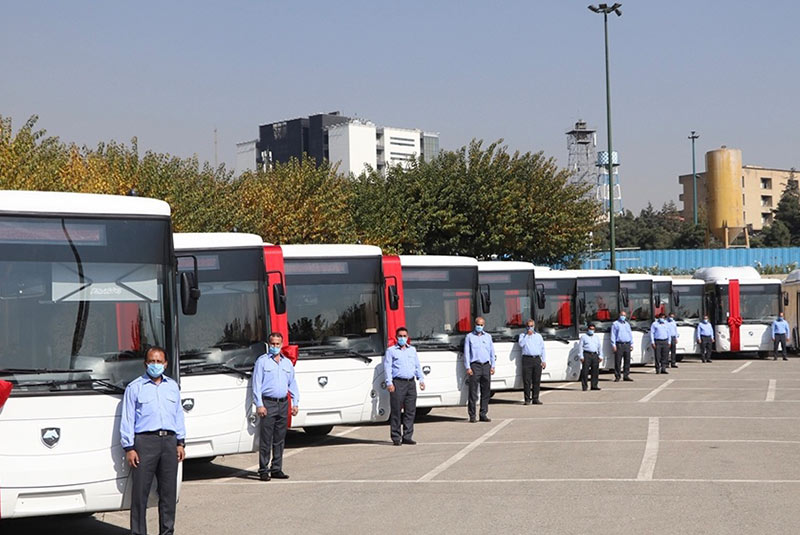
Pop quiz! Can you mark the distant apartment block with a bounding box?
[254,111,440,176]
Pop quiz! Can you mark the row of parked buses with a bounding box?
[0,190,792,519]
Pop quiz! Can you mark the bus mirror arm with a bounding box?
[784,292,789,307]
[177,255,201,316]
[384,275,400,311]
[266,269,287,315]
[480,284,491,314]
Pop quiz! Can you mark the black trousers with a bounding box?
[389,378,417,442]
[259,397,289,474]
[130,433,178,535]
[654,340,670,371]
[521,356,543,402]
[774,333,788,358]
[581,352,600,389]
[700,335,713,362]
[669,339,678,365]
[614,342,631,379]
[467,361,491,419]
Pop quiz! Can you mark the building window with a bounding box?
[761,177,772,189]
[762,213,773,225]
[742,194,746,205]
[761,195,773,208]
[742,176,745,188]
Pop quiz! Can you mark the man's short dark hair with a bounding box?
[268,332,284,342]
[396,326,409,335]
[587,323,595,329]
[145,346,167,361]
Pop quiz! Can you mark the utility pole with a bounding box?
[214,127,218,168]
[689,130,700,226]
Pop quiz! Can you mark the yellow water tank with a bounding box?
[705,146,743,242]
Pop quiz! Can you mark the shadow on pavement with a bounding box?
[0,513,129,535]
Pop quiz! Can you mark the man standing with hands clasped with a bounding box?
[120,346,185,535]
[252,332,299,481]
[579,323,603,391]
[651,313,671,374]
[667,312,680,368]
[696,314,715,363]
[771,312,790,361]
[519,319,545,405]
[610,311,634,382]
[383,327,425,445]
[464,317,495,422]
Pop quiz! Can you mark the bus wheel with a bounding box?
[676,355,684,362]
[758,351,770,360]
[304,425,333,437]
[416,407,432,419]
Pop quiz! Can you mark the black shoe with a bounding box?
[707,360,712,363]
[479,417,492,422]
[582,386,588,391]
[784,357,789,361]
[774,356,778,361]
[259,473,271,481]
[392,440,402,446]
[469,417,477,423]
[614,377,620,382]
[533,400,543,405]
[661,370,669,374]
[402,439,417,445]
[270,471,289,479]
[671,365,678,368]
[655,370,661,374]
[591,387,601,391]
[523,400,532,405]
[623,377,633,382]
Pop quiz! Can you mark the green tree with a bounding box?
[773,177,800,245]
[761,220,792,247]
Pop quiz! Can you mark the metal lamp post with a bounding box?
[689,130,700,226]
[588,3,622,270]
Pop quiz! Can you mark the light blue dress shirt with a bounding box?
[518,331,546,362]
[772,318,790,338]
[578,333,601,358]
[696,322,715,341]
[252,354,299,408]
[464,331,496,369]
[610,319,633,346]
[120,374,186,450]
[666,318,679,339]
[383,344,425,386]
[650,321,670,342]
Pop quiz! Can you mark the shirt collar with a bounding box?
[142,373,171,385]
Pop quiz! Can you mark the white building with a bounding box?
[235,139,257,175]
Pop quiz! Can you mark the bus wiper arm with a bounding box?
[0,368,93,376]
[345,352,373,364]
[16,378,125,394]
[542,335,571,344]
[181,362,252,378]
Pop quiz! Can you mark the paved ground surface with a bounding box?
[5,356,800,534]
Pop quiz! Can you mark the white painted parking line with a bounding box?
[417,419,513,482]
[731,362,752,374]
[637,417,659,481]
[766,380,777,402]
[639,379,674,402]
[333,426,362,437]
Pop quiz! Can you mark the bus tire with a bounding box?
[304,425,333,437]
[676,355,684,362]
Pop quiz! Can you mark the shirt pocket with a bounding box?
[138,387,156,405]
[164,389,179,405]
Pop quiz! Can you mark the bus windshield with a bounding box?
[0,216,173,392]
[653,281,672,317]
[673,284,703,324]
[536,278,577,340]
[178,248,267,372]
[403,266,476,350]
[719,284,780,323]
[478,270,533,342]
[286,257,384,358]
[621,280,652,331]
[578,277,619,332]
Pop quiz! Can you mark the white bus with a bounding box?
[534,269,582,382]
[283,245,399,434]
[693,266,782,356]
[400,256,483,411]
[0,190,196,519]
[576,270,621,370]
[619,274,656,366]
[782,269,800,351]
[175,233,288,460]
[672,279,705,359]
[477,261,535,391]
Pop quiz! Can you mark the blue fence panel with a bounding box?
[581,247,800,272]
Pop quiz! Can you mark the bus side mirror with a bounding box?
[673,293,681,306]
[784,292,789,307]
[480,284,491,314]
[180,271,200,316]
[272,282,287,315]
[579,295,586,313]
[536,289,546,310]
[387,284,399,311]
[621,288,630,308]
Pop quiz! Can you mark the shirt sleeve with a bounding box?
[120,383,137,450]
[696,326,702,342]
[252,358,264,408]
[489,336,496,368]
[383,349,393,386]
[174,383,186,442]
[610,323,617,346]
[414,349,425,384]
[578,336,584,358]
[540,336,546,362]
[463,334,472,370]
[287,364,299,407]
[772,322,777,337]
[649,323,655,343]
[518,333,525,348]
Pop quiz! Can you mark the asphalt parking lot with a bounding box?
[6,356,800,534]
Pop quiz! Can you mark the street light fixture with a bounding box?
[689,131,700,226]
[588,3,622,270]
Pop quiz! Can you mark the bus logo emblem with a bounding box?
[41,428,61,448]
[318,376,328,387]
[423,366,431,375]
[182,398,195,412]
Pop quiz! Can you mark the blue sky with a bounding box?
[2,1,798,212]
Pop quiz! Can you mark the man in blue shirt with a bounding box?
[518,319,546,405]
[610,311,634,382]
[383,326,426,445]
[252,332,299,481]
[696,314,715,363]
[579,323,603,391]
[771,312,791,361]
[667,312,680,368]
[464,317,495,422]
[120,346,186,535]
[650,313,671,374]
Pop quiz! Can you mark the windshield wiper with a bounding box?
[11,377,125,394]
[298,347,373,363]
[344,351,373,364]
[414,340,462,352]
[0,368,93,376]
[180,362,252,378]
[542,334,572,344]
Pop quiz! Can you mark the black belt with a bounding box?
[584,351,598,355]
[616,341,631,344]
[522,354,542,358]
[262,395,288,402]
[700,335,712,339]
[137,430,175,437]
[655,338,669,342]
[393,377,414,382]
